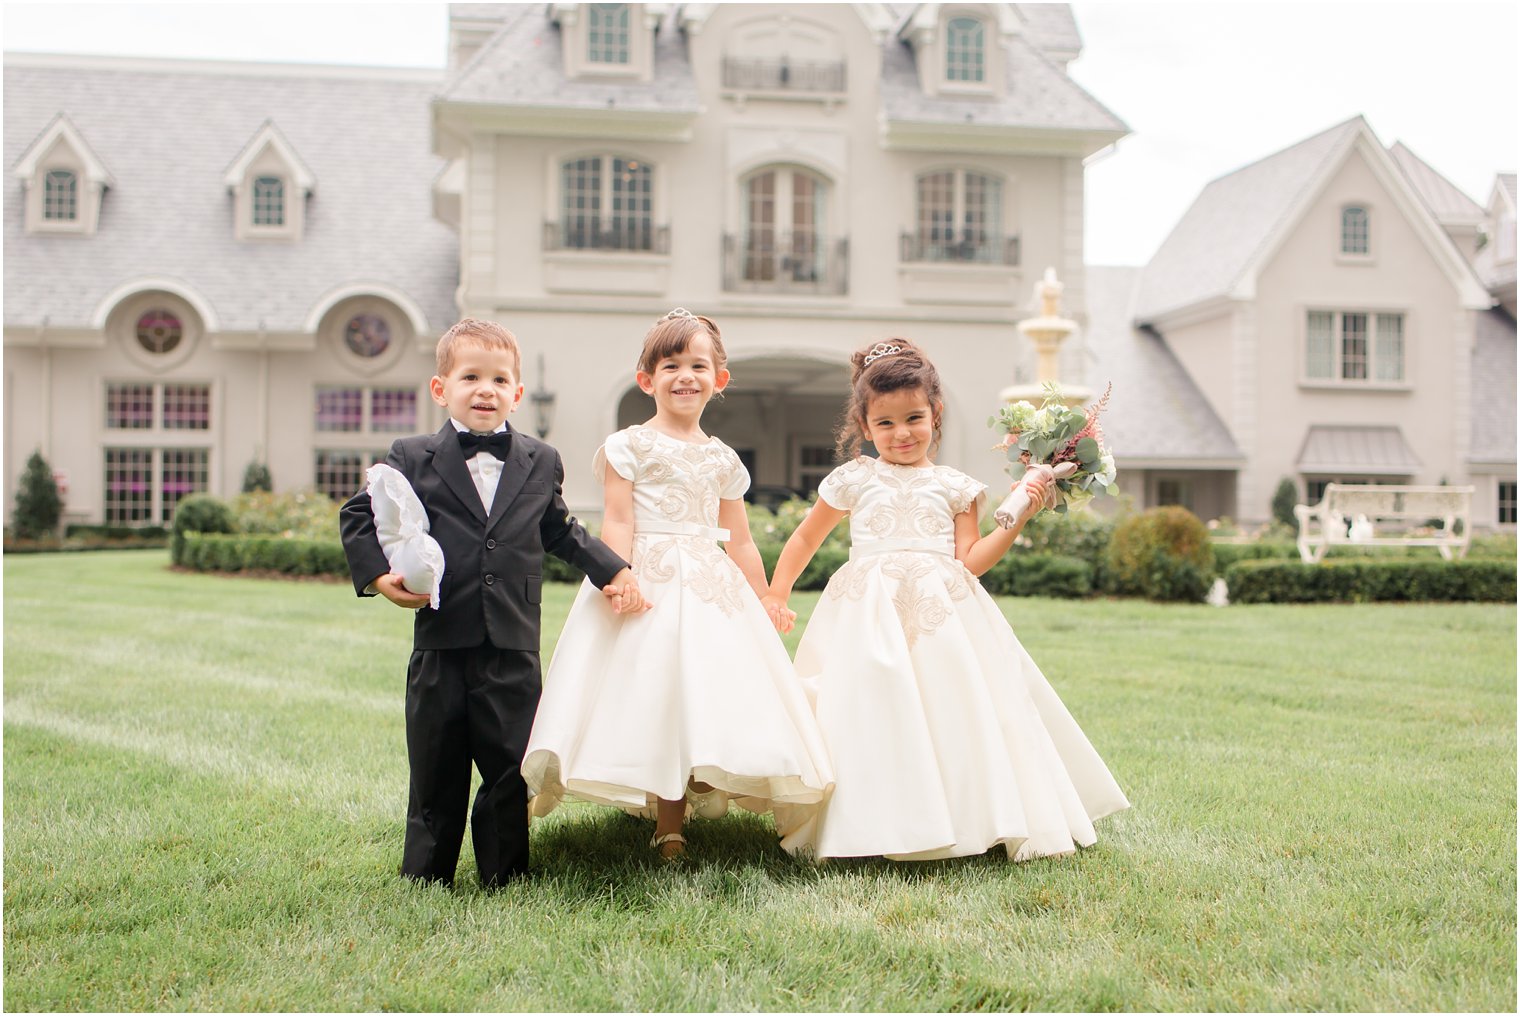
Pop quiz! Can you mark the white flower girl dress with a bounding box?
[783,456,1129,862]
[522,426,832,842]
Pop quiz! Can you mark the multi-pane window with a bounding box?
[43,169,78,221]
[742,168,827,283]
[106,382,210,430]
[587,3,630,64]
[104,448,207,523]
[1341,206,1369,255]
[1156,478,1193,511]
[945,17,986,83]
[1499,481,1517,525]
[315,386,416,433]
[559,156,653,250]
[135,309,183,355]
[796,445,835,495]
[314,449,387,501]
[253,175,285,226]
[314,387,416,498]
[913,169,1004,261]
[1305,310,1405,383]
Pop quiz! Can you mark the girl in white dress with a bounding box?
[762,338,1129,862]
[522,310,833,859]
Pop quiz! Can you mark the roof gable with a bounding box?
[1387,141,1485,226]
[1137,116,1491,322]
[11,112,115,186]
[222,120,316,192]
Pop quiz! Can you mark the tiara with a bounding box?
[659,307,698,323]
[862,341,904,367]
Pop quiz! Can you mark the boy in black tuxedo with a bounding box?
[341,318,643,888]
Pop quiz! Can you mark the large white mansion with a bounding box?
[5,3,1515,530]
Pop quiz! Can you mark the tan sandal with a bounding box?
[650,831,686,859]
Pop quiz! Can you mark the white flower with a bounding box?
[1098,451,1117,485]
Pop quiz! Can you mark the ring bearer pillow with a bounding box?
[365,463,445,610]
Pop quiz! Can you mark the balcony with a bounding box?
[543,221,670,254]
[721,56,847,95]
[722,234,848,295]
[899,232,1020,266]
[541,220,672,295]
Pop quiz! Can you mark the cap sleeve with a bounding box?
[717,443,750,500]
[592,428,638,484]
[817,457,871,512]
[943,467,988,518]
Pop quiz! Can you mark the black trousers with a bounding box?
[402,644,540,887]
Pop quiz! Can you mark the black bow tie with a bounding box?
[458,429,511,459]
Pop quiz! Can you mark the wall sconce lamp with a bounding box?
[531,353,556,439]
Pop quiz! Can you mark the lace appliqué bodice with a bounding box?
[596,425,749,529]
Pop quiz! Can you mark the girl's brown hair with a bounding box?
[834,338,945,460]
[637,310,728,375]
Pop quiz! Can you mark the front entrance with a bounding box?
[614,354,849,507]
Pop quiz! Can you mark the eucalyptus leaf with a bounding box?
[1076,436,1100,464]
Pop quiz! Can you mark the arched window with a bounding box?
[253,176,285,227]
[742,167,828,283]
[559,155,654,250]
[912,169,1005,262]
[587,4,631,64]
[945,17,986,83]
[43,169,78,221]
[1341,206,1369,255]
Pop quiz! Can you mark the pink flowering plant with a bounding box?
[988,382,1118,526]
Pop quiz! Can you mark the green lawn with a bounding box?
[4,550,1515,1011]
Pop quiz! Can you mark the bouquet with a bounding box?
[988,382,1118,528]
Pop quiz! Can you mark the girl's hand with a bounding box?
[602,568,651,614]
[761,593,794,634]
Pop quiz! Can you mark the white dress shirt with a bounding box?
[450,418,507,512]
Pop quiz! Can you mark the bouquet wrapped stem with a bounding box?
[988,382,1118,528]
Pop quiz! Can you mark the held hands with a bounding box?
[601,567,652,614]
[761,592,796,634]
[376,573,431,610]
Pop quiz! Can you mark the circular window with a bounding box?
[135,309,183,354]
[344,314,392,358]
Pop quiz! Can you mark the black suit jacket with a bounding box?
[340,422,628,652]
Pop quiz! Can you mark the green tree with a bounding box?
[12,450,63,540]
[1271,477,1299,531]
[241,461,273,493]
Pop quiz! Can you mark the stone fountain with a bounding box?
[999,267,1091,408]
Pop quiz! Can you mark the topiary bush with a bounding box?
[241,461,274,493]
[170,493,235,566]
[1105,506,1214,602]
[1271,477,1300,532]
[11,450,63,540]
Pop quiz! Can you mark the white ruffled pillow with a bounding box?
[366,463,445,610]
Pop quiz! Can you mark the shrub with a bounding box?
[1271,477,1300,531]
[1211,540,1298,575]
[229,490,339,540]
[1015,509,1116,589]
[1225,558,1517,604]
[981,553,1092,598]
[176,533,347,577]
[241,461,273,493]
[1105,506,1214,602]
[11,450,63,540]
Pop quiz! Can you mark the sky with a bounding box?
[3,1,1515,266]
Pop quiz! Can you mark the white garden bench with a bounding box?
[1293,483,1473,563]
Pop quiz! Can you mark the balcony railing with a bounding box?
[722,56,847,94]
[722,233,849,295]
[543,221,670,254]
[899,232,1021,266]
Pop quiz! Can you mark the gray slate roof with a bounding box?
[878,29,1125,134]
[441,6,699,112]
[1499,173,1517,206]
[1388,141,1485,226]
[1135,116,1363,322]
[1470,307,1517,465]
[1295,425,1421,474]
[1080,265,1243,463]
[4,55,458,334]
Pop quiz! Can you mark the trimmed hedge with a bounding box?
[176,533,347,577]
[1211,540,1298,574]
[981,553,1092,598]
[1225,558,1517,604]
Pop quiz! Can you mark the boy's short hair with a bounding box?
[435,318,522,379]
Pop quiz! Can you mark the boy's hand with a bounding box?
[375,573,430,610]
[761,593,795,634]
[601,567,651,614]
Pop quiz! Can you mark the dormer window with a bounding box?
[224,120,314,241]
[587,4,631,65]
[43,169,78,221]
[945,17,987,83]
[252,176,285,227]
[1341,205,1370,256]
[13,113,113,235]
